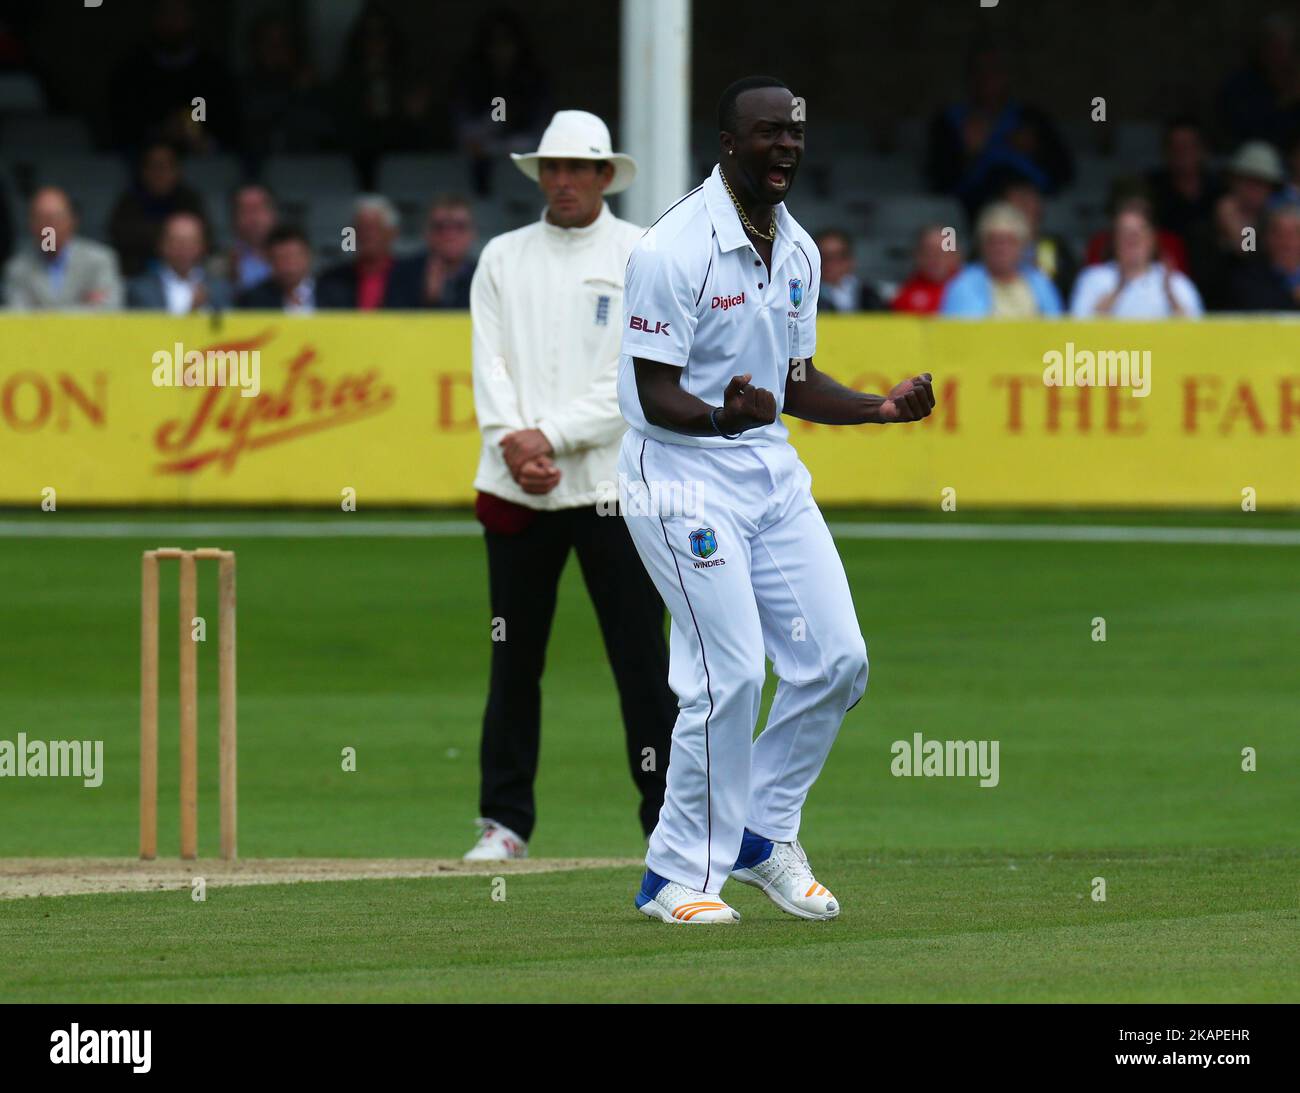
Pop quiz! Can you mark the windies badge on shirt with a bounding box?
[788,278,803,311]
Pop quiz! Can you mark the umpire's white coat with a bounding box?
[617,166,869,893]
[471,202,643,510]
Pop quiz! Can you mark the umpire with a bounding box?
[465,111,677,860]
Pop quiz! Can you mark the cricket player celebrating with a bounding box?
[619,76,935,923]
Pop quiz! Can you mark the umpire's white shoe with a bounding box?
[463,818,528,861]
[731,830,839,920]
[635,870,740,924]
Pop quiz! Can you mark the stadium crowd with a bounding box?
[3,1,1300,317]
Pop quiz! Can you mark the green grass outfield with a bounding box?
[0,509,1297,1002]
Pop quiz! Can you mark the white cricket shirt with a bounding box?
[617,164,821,448]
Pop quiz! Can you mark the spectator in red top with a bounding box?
[317,194,403,309]
[1084,179,1190,273]
[892,225,961,314]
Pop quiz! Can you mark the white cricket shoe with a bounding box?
[463,818,528,861]
[731,837,839,920]
[635,871,740,924]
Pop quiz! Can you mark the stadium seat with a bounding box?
[1112,121,1162,167]
[1039,197,1077,237]
[870,195,965,244]
[1060,118,1104,158]
[2,115,94,154]
[265,155,359,202]
[27,153,128,194]
[495,160,542,204]
[23,154,128,238]
[1072,156,1120,201]
[470,200,511,241]
[855,236,908,286]
[1,173,21,234]
[376,154,465,201]
[187,153,244,205]
[835,153,924,198]
[306,196,363,254]
[890,118,929,158]
[0,72,46,114]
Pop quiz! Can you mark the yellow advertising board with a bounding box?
[0,314,1296,507]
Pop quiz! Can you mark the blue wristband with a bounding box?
[710,407,741,439]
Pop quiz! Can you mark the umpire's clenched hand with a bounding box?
[500,428,554,477]
[516,455,561,494]
[879,373,935,422]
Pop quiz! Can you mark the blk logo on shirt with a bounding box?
[629,315,671,335]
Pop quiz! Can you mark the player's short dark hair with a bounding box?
[718,75,790,134]
[266,224,308,249]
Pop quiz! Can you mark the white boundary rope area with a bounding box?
[0,519,1297,546]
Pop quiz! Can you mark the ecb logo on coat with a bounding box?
[688,527,718,559]
[788,278,803,311]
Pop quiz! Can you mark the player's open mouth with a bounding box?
[767,163,794,189]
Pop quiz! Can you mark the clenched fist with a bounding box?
[879,373,935,422]
[717,373,777,434]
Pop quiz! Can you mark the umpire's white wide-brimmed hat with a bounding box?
[510,110,638,193]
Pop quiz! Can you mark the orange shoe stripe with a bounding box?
[680,904,727,920]
[676,903,727,920]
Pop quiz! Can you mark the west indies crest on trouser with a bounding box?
[688,527,717,558]
[688,527,725,568]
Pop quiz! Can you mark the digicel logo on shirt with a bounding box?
[711,293,745,310]
[629,315,671,335]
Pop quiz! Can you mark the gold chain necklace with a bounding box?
[720,169,776,242]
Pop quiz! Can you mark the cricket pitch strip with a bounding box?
[0,857,643,899]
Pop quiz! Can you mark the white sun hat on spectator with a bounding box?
[1226,141,1285,184]
[510,110,638,194]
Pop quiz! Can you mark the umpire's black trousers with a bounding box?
[479,502,677,840]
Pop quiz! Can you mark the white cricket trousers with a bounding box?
[619,430,869,894]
